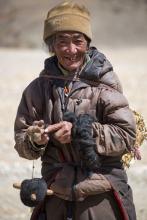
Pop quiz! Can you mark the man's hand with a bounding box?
[27,120,49,145]
[45,121,72,144]
[27,120,72,146]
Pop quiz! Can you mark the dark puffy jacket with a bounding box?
[14,47,136,219]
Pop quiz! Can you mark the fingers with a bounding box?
[53,125,70,138]
[52,121,72,144]
[35,133,49,145]
[27,125,44,135]
[44,122,64,133]
[27,121,47,145]
[55,133,71,144]
[27,121,72,145]
[33,120,45,127]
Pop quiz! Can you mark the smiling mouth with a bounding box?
[64,56,78,62]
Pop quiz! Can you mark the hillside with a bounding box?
[0,0,147,48]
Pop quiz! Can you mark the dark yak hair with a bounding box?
[63,112,101,174]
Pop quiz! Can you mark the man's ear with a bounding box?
[51,44,55,53]
[84,34,90,50]
[45,35,56,54]
[86,45,89,51]
[48,43,55,54]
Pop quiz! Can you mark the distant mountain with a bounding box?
[0,0,147,48]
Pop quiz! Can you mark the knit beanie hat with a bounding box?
[43,1,92,42]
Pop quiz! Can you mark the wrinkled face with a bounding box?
[53,31,88,72]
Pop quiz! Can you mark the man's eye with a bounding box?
[74,40,85,45]
[58,40,67,45]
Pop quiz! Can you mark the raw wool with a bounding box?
[122,110,147,168]
[63,112,101,174]
[64,110,147,169]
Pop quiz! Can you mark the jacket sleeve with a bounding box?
[92,87,136,157]
[14,79,44,160]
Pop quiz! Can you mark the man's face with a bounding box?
[53,31,88,72]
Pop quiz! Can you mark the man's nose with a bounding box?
[66,43,77,54]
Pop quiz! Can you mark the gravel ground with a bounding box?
[0,46,147,220]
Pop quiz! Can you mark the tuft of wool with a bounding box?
[63,112,101,172]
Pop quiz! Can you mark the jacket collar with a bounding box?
[42,47,112,81]
[40,47,122,93]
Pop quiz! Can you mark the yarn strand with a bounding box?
[31,160,35,179]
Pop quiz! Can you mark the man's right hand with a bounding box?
[45,121,72,144]
[27,120,68,146]
[27,120,49,145]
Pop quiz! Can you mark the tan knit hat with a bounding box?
[43,1,92,42]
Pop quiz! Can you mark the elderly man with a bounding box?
[14,1,136,220]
